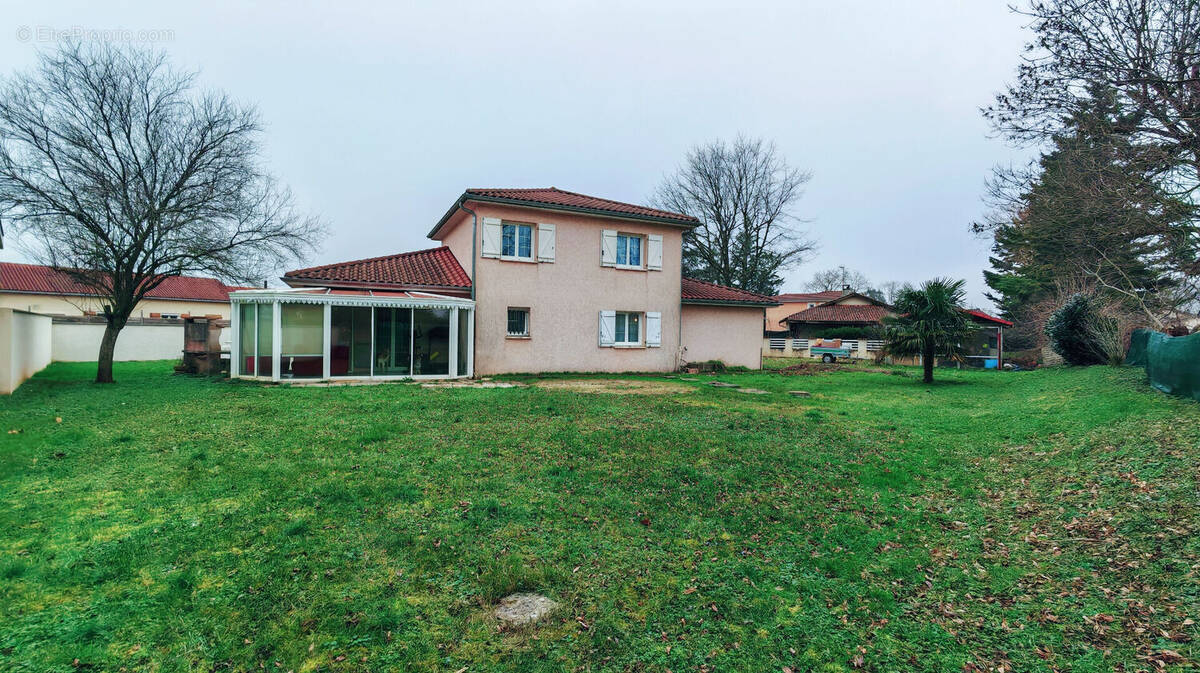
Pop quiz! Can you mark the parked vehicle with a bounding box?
[809,339,851,362]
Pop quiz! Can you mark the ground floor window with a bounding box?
[232,293,472,381]
[280,303,324,378]
[375,307,413,376]
[413,308,450,376]
[331,306,371,376]
[507,308,529,337]
[615,311,641,345]
[458,309,470,376]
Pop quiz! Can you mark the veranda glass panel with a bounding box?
[413,308,450,376]
[281,303,324,378]
[374,307,412,376]
[239,303,256,376]
[256,303,274,377]
[330,306,372,376]
[457,309,470,376]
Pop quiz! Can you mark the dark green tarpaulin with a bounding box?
[1126,328,1200,402]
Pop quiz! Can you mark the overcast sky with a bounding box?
[1,1,1034,308]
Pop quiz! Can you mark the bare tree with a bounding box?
[804,267,898,302]
[879,280,907,305]
[804,267,873,294]
[0,43,322,383]
[653,136,815,295]
[986,0,1200,204]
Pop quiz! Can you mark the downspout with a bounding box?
[457,198,478,301]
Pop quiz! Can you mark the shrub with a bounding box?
[815,326,875,340]
[1044,294,1107,365]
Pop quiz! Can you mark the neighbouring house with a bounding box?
[763,290,845,332]
[764,292,1014,366]
[229,187,778,381]
[0,262,244,319]
[0,261,251,371]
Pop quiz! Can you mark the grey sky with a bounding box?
[2,1,1032,308]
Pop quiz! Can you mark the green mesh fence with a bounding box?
[1126,328,1200,402]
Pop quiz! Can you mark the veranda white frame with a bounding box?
[230,288,474,382]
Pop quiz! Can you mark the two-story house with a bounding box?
[228,188,776,380]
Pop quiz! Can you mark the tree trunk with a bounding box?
[95,320,123,384]
[922,342,935,384]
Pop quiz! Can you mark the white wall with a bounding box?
[0,308,53,394]
[51,322,184,362]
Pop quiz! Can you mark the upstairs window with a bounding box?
[616,234,642,267]
[502,223,533,260]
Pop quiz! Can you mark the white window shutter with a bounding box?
[647,234,663,271]
[645,311,662,347]
[537,223,556,262]
[481,218,502,258]
[598,310,616,347]
[601,230,618,267]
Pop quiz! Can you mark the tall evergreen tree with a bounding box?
[977,86,1196,342]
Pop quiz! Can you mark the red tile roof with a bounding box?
[465,187,698,224]
[773,290,844,303]
[0,262,239,302]
[783,304,893,324]
[681,277,779,306]
[964,308,1013,326]
[283,246,471,291]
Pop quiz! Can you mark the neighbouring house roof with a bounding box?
[282,246,472,292]
[783,292,894,324]
[681,277,779,306]
[773,290,844,303]
[783,303,894,324]
[430,187,699,237]
[783,301,1016,328]
[0,262,242,303]
[963,308,1013,327]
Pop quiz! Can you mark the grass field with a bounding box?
[1,362,1197,672]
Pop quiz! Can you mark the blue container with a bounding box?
[984,358,998,369]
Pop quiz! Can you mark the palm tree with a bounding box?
[884,278,973,383]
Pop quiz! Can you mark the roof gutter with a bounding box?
[428,192,699,238]
[279,277,472,295]
[681,299,780,307]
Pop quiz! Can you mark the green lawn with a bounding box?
[1,362,1197,672]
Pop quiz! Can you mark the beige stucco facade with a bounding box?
[682,304,764,369]
[0,293,230,319]
[436,202,687,375]
[765,301,819,331]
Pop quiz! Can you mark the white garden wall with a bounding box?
[0,308,53,394]
[51,320,184,362]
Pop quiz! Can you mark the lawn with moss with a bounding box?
[1,362,1197,672]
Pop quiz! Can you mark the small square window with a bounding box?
[507,308,529,337]
[502,223,533,260]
